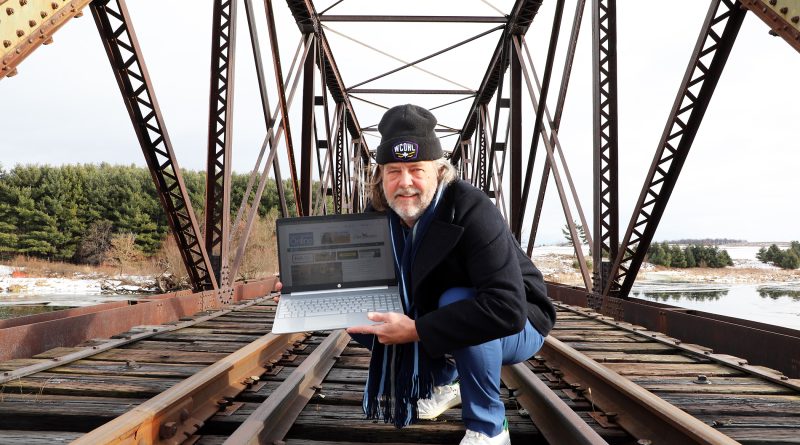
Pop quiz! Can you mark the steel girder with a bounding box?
[604,0,748,298]
[591,0,620,297]
[452,0,544,160]
[205,0,237,287]
[740,0,800,52]
[90,0,217,292]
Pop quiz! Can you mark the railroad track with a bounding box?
[0,297,798,444]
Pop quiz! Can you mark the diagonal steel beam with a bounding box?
[205,0,237,287]
[604,0,747,298]
[90,0,217,291]
[451,0,544,166]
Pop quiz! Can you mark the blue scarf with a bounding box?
[363,184,447,428]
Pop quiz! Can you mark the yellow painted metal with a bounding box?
[0,0,91,79]
[742,0,800,52]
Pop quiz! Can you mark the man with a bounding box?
[346,104,557,445]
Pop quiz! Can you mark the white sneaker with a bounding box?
[459,428,511,445]
[417,382,461,419]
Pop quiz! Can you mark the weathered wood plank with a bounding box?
[153,332,262,343]
[562,342,675,353]
[656,393,800,416]
[0,394,139,431]
[627,376,794,395]
[123,340,251,353]
[91,348,229,365]
[0,372,180,398]
[581,351,706,364]
[603,362,745,377]
[0,430,83,444]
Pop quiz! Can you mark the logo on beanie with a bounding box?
[392,141,418,160]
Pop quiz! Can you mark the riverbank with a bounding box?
[531,245,800,287]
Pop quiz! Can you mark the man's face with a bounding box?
[382,161,439,226]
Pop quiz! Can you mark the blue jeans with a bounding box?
[351,287,544,437]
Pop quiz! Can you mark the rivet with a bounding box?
[791,16,799,24]
[40,10,47,18]
[19,0,28,6]
[6,7,14,15]
[769,0,777,5]
[16,29,24,37]
[780,7,788,14]
[159,422,178,440]
[29,19,36,27]
[2,40,10,48]
[51,2,58,10]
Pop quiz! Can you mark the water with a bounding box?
[632,282,800,331]
[0,293,146,320]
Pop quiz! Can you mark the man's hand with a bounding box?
[347,312,420,345]
[272,281,283,303]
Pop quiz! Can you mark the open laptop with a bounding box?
[271,212,404,334]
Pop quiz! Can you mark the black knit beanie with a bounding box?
[375,104,443,164]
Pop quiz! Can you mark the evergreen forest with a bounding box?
[646,242,733,268]
[0,164,297,263]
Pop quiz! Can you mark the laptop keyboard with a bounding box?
[277,293,403,319]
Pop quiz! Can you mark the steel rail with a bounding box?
[224,330,350,444]
[0,295,270,385]
[539,336,741,445]
[73,330,306,444]
[501,362,608,444]
[554,300,800,386]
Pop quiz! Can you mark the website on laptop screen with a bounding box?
[277,214,396,292]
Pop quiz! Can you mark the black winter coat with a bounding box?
[389,180,556,357]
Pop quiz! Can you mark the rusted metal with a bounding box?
[224,330,350,443]
[517,0,565,238]
[73,331,304,444]
[511,36,591,290]
[0,296,267,385]
[287,0,368,151]
[740,0,800,52]
[228,35,315,281]
[591,0,619,294]
[604,0,747,298]
[540,336,741,445]
[90,0,218,292]
[0,0,91,79]
[510,41,522,240]
[266,0,302,216]
[527,0,588,255]
[452,0,545,165]
[0,278,275,362]
[501,362,608,444]
[205,0,238,288]
[300,36,316,217]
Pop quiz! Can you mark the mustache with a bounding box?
[392,187,421,199]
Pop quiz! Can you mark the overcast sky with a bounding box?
[1,0,798,245]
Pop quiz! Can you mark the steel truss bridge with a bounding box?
[2,1,800,444]
[3,0,798,297]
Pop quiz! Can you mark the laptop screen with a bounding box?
[276,213,397,293]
